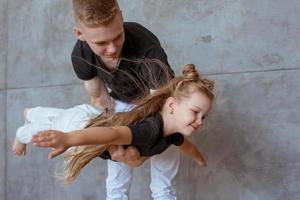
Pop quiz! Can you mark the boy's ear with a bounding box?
[73,27,85,41]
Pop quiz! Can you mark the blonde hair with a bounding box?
[61,64,214,183]
[72,0,120,27]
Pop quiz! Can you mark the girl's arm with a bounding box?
[31,126,132,159]
[178,137,207,167]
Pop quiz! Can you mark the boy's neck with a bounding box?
[99,56,121,71]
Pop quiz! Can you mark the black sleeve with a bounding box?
[166,132,184,146]
[127,115,161,146]
[142,46,175,89]
[71,40,97,80]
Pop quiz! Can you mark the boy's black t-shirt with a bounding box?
[71,22,174,103]
[99,113,184,159]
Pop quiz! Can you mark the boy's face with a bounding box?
[74,11,125,63]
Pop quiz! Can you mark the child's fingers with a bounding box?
[32,131,59,143]
[34,130,53,137]
[197,161,206,167]
[201,159,207,167]
[48,148,66,159]
[202,158,207,167]
[35,130,60,136]
[32,136,50,143]
[196,157,207,167]
[32,131,52,142]
[33,141,53,148]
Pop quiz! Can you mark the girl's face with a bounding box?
[172,89,212,136]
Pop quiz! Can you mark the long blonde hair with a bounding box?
[61,64,215,183]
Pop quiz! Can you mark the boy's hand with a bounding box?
[32,130,69,159]
[108,145,145,167]
[91,96,115,111]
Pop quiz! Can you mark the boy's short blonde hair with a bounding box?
[73,0,120,27]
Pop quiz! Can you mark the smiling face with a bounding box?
[172,87,212,136]
[73,11,125,63]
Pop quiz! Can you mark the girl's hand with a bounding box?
[197,156,207,167]
[32,130,69,159]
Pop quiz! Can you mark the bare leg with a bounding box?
[12,138,27,156]
[24,108,30,124]
[12,108,30,156]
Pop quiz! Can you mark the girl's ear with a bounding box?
[166,97,175,114]
[120,10,124,22]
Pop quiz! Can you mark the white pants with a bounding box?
[16,101,133,144]
[16,104,101,144]
[106,147,179,200]
[106,103,180,200]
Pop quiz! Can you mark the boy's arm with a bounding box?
[84,76,114,110]
[178,137,207,167]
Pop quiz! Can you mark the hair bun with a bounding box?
[182,64,214,91]
[182,64,199,80]
[202,78,215,91]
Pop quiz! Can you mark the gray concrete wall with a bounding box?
[0,0,7,199]
[2,0,300,200]
[0,91,6,200]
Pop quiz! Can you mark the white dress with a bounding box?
[16,101,133,144]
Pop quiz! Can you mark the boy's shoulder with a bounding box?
[123,22,162,56]
[71,39,93,58]
[124,22,158,41]
[124,22,149,32]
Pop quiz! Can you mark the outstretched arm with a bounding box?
[179,137,207,167]
[31,126,132,159]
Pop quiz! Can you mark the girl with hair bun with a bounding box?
[32,64,215,183]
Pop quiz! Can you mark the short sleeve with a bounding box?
[71,40,97,80]
[166,132,184,146]
[128,114,162,146]
[142,46,174,89]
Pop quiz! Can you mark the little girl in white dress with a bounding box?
[12,100,133,156]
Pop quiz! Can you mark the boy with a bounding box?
[71,0,178,199]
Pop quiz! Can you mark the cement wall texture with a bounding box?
[1,0,299,199]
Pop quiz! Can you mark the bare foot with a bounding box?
[12,137,27,156]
